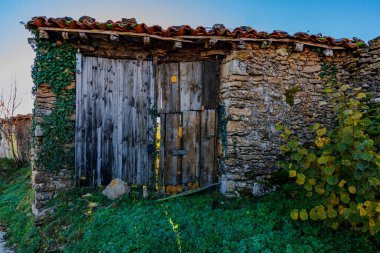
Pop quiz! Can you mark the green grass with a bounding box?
[0,165,41,252]
[0,161,379,252]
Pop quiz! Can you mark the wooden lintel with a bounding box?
[201,50,229,57]
[174,35,346,50]
[37,27,193,43]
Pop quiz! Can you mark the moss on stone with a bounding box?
[284,86,301,106]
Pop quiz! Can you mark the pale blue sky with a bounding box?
[0,0,379,114]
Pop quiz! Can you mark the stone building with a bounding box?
[26,16,379,220]
[0,114,32,163]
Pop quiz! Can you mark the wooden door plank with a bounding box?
[200,110,216,186]
[180,62,203,111]
[159,114,166,188]
[203,61,219,109]
[75,53,83,185]
[164,113,180,185]
[182,111,201,185]
[160,63,180,113]
[146,60,156,188]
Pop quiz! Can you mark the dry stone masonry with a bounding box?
[219,38,380,197]
[31,83,74,223]
[27,18,379,218]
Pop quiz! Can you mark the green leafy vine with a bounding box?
[31,39,76,172]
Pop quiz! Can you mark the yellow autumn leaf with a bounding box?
[289,170,297,178]
[348,186,356,194]
[375,204,380,213]
[356,92,366,99]
[369,218,375,227]
[291,209,299,220]
[317,206,327,220]
[300,209,309,220]
[327,208,338,219]
[308,178,316,185]
[340,84,350,91]
[309,208,319,220]
[338,179,346,188]
[316,128,327,136]
[296,173,306,185]
[359,207,367,217]
[315,138,324,148]
[364,201,372,207]
[315,185,325,194]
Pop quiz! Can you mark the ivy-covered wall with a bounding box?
[31,39,76,222]
[218,39,380,197]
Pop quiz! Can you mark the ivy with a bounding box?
[277,62,380,235]
[31,39,76,172]
[218,103,228,151]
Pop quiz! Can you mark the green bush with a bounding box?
[277,65,380,235]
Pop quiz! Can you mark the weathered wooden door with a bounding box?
[157,61,219,192]
[75,56,155,187]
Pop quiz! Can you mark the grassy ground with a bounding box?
[0,162,379,252]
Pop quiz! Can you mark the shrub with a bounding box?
[277,65,380,235]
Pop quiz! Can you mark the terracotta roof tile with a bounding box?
[26,16,359,49]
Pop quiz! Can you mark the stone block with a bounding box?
[34,125,44,137]
[102,178,130,200]
[221,60,248,77]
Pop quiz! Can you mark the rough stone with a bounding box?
[102,178,130,200]
[221,60,248,77]
[251,182,275,197]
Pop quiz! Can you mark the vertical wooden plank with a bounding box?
[83,56,92,186]
[75,53,82,186]
[146,60,156,187]
[182,111,201,185]
[179,62,191,111]
[95,57,104,186]
[200,110,216,186]
[203,61,219,109]
[161,63,180,113]
[164,113,180,185]
[136,60,144,185]
[159,114,166,188]
[180,62,203,111]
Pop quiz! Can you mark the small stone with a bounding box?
[34,125,44,137]
[323,49,333,57]
[276,48,289,56]
[102,178,130,200]
[294,43,304,52]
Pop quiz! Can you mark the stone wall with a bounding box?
[30,37,380,215]
[31,83,74,223]
[219,38,380,197]
[0,114,32,162]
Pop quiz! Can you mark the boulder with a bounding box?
[102,178,130,200]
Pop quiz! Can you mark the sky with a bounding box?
[0,0,379,114]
